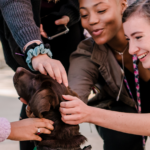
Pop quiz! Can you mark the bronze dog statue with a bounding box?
[13,67,91,150]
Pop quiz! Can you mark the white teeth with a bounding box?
[138,52,149,59]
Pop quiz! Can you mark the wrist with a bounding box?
[25,43,53,71]
[7,122,15,140]
[23,40,42,53]
[86,106,93,123]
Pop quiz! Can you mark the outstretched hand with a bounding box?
[32,54,68,87]
[40,16,70,38]
[8,118,54,141]
[59,95,91,125]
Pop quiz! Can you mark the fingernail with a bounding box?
[65,83,68,87]
[59,80,62,84]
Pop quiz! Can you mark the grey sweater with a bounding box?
[0,0,80,50]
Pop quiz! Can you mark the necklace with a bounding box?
[113,44,129,101]
[113,44,128,56]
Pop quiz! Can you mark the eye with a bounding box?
[136,36,142,40]
[98,10,106,13]
[126,38,130,41]
[80,14,88,18]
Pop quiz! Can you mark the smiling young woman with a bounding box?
[59,0,150,150]
[123,0,150,69]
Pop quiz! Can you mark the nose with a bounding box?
[89,12,99,25]
[16,67,24,74]
[128,40,139,55]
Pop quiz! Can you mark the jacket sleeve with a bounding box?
[0,118,11,142]
[68,38,99,103]
[0,0,42,51]
[57,0,80,27]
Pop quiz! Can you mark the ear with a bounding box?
[67,87,79,97]
[29,89,51,118]
[121,0,128,15]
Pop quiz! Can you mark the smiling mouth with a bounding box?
[92,29,103,36]
[138,52,149,60]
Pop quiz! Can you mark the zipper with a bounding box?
[116,68,124,101]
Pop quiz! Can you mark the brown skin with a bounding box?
[80,0,127,50]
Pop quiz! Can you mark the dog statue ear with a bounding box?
[29,89,51,118]
[67,87,79,97]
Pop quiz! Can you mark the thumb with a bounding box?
[32,135,42,141]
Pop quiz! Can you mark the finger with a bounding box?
[60,107,78,115]
[36,121,54,130]
[60,100,78,108]
[32,135,42,141]
[60,66,68,87]
[26,111,32,118]
[62,95,78,101]
[52,66,62,84]
[40,24,48,38]
[40,118,54,125]
[55,16,70,25]
[37,128,51,134]
[43,63,55,80]
[40,24,44,32]
[61,119,79,125]
[41,31,48,38]
[38,63,47,75]
[26,105,33,118]
[61,114,80,122]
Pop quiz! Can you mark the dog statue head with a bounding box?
[13,67,91,150]
[13,67,78,118]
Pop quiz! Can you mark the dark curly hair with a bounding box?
[123,0,150,23]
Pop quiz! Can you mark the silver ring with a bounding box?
[37,128,41,135]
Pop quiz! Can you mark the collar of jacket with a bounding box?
[90,40,136,107]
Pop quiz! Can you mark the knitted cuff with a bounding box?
[0,118,11,142]
[25,43,53,71]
